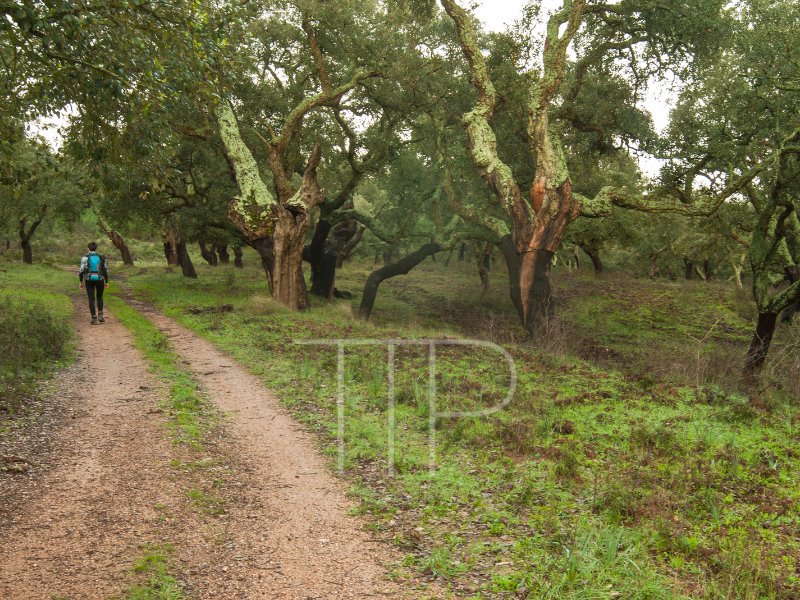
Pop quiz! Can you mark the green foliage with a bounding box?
[663,0,800,321]
[0,265,74,408]
[106,295,211,450]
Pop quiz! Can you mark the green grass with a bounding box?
[104,295,212,450]
[0,263,76,412]
[4,227,799,598]
[111,253,800,599]
[116,543,185,600]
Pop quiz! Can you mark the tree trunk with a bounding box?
[176,238,198,279]
[704,259,712,282]
[107,230,135,265]
[359,243,441,319]
[216,244,230,264]
[444,248,455,267]
[336,225,365,268]
[458,243,466,262]
[312,253,338,300]
[18,212,45,265]
[441,0,585,337]
[694,264,707,281]
[477,247,489,296]
[229,141,322,310]
[519,249,555,329]
[305,219,358,300]
[233,246,244,269]
[95,212,134,265]
[587,249,603,275]
[732,269,743,289]
[500,235,525,325]
[199,241,217,266]
[684,260,694,281]
[743,312,778,380]
[268,216,311,308]
[306,219,334,299]
[161,226,179,266]
[218,100,323,309]
[482,242,492,271]
[649,246,667,280]
[21,238,33,264]
[572,246,581,270]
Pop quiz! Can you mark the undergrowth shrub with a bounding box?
[0,296,70,408]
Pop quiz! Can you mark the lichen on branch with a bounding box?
[592,160,767,217]
[216,100,276,219]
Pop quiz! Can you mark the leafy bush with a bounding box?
[0,296,71,407]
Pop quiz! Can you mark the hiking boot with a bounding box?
[98,312,105,323]
[91,315,98,325]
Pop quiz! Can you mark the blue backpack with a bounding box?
[87,253,103,282]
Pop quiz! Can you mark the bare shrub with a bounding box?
[246,295,285,316]
[527,304,569,358]
[766,319,800,400]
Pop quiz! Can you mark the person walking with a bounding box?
[78,242,109,324]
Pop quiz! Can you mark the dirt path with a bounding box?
[126,297,418,599]
[0,296,428,599]
[0,297,191,598]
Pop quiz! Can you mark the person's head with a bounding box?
[87,242,98,252]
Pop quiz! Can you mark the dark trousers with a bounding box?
[85,280,105,316]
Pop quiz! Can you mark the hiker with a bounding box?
[78,242,109,324]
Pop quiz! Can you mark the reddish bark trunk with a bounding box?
[228,146,322,310]
[107,230,134,265]
[515,180,580,332]
[518,249,555,328]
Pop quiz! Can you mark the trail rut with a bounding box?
[126,297,410,599]
[0,295,428,599]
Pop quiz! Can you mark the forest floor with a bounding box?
[0,286,439,599]
[2,251,800,600]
